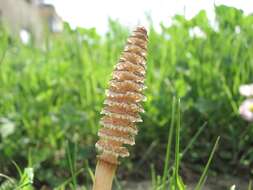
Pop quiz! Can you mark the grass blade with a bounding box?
[194,136,220,190]
[174,99,181,190]
[181,122,207,158]
[160,98,186,190]
[161,97,176,189]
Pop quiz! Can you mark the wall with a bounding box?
[0,0,62,44]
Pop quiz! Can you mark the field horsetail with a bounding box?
[92,26,148,190]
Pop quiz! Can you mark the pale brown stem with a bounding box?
[92,159,117,190]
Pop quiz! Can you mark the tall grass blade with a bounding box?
[174,99,181,190]
[181,122,207,158]
[194,136,220,190]
[161,97,176,189]
[66,142,77,189]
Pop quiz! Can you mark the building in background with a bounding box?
[0,0,63,44]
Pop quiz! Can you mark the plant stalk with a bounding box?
[92,159,117,190]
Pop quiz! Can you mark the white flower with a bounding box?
[239,99,253,122]
[239,84,253,97]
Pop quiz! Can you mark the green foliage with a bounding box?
[0,5,253,188]
[0,166,34,190]
[151,99,219,190]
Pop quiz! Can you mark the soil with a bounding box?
[120,175,249,190]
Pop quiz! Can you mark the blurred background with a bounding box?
[0,0,253,189]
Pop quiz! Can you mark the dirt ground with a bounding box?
[121,175,249,190]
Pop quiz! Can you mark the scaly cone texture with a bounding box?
[95,26,148,165]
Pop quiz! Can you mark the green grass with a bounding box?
[1,98,219,189]
[0,5,253,189]
[150,99,219,190]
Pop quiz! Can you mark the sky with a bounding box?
[44,0,253,33]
